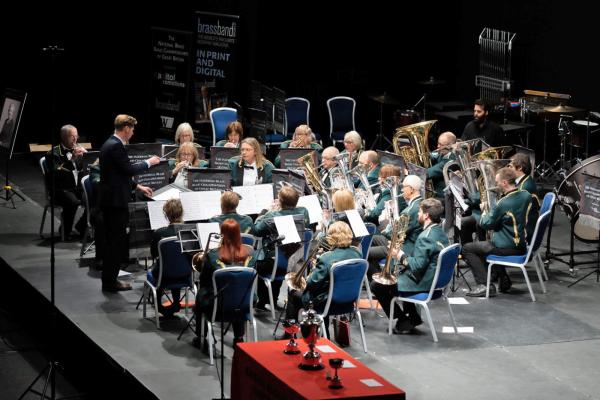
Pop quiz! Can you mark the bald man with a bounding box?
[357,150,381,192]
[320,146,340,189]
[427,131,457,198]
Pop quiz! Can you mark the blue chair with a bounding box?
[486,210,551,301]
[142,237,195,329]
[80,175,94,257]
[388,243,461,342]
[359,222,377,311]
[38,156,65,241]
[540,191,556,215]
[241,233,256,248]
[285,97,310,139]
[326,96,356,145]
[258,229,313,319]
[201,266,258,365]
[209,107,237,146]
[316,258,369,352]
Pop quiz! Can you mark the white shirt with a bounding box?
[242,162,258,186]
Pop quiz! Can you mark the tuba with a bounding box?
[474,159,511,213]
[285,236,332,291]
[372,213,410,286]
[393,120,437,196]
[349,165,377,211]
[444,141,479,195]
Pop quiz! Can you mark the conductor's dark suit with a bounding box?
[99,135,149,286]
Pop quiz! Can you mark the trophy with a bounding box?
[328,358,344,389]
[282,320,301,355]
[299,301,324,370]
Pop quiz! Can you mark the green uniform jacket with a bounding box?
[210,212,254,234]
[398,222,449,292]
[427,152,456,198]
[518,174,539,242]
[274,141,322,168]
[365,188,391,224]
[301,246,363,308]
[196,246,256,309]
[339,149,362,170]
[228,156,274,186]
[400,196,423,256]
[480,189,531,250]
[215,140,237,147]
[356,163,381,193]
[253,207,310,259]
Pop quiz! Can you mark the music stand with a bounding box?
[369,93,396,150]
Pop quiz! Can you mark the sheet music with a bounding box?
[152,187,182,201]
[180,191,222,221]
[195,222,221,249]
[345,209,369,237]
[273,215,301,244]
[449,173,468,211]
[147,201,169,230]
[233,184,274,214]
[297,194,323,224]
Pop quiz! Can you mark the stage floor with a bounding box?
[2,153,600,399]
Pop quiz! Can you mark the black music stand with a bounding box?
[369,93,395,151]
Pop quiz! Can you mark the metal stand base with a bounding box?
[1,184,25,208]
[18,361,84,400]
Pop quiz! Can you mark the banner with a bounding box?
[194,11,240,124]
[579,173,600,230]
[149,28,193,141]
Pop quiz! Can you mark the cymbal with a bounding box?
[369,94,401,105]
[544,104,585,113]
[418,77,446,85]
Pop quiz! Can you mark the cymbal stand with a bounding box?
[370,101,393,150]
[552,115,572,178]
[535,116,556,181]
[413,93,427,121]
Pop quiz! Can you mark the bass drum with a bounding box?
[393,109,420,128]
[557,154,600,241]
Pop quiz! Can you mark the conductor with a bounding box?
[99,114,160,292]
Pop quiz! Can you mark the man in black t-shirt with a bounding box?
[461,99,504,150]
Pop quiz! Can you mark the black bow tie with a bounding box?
[243,164,254,170]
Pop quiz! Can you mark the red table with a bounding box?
[231,338,405,400]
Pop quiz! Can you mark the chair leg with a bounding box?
[486,263,493,298]
[445,297,458,333]
[80,227,89,257]
[265,279,276,320]
[142,284,148,317]
[537,253,548,281]
[520,266,537,302]
[252,318,258,342]
[388,298,396,335]
[207,321,214,366]
[355,309,368,353]
[321,320,328,339]
[533,257,547,294]
[420,304,437,342]
[153,287,161,329]
[363,276,375,311]
[40,206,48,238]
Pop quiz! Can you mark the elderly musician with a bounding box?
[215,121,243,148]
[356,150,382,192]
[274,124,322,167]
[370,198,449,334]
[462,167,532,297]
[45,124,87,240]
[320,146,339,189]
[427,131,457,198]
[340,130,363,170]
[209,191,254,234]
[174,122,201,147]
[364,164,401,225]
[253,186,310,312]
[193,219,256,352]
[170,142,207,187]
[509,153,539,242]
[228,137,274,186]
[367,175,424,281]
[284,221,362,331]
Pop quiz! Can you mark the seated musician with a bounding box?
[274,124,322,167]
[228,137,274,186]
[193,219,255,351]
[320,146,339,189]
[462,167,532,297]
[148,199,186,317]
[427,131,457,198]
[215,121,243,148]
[460,99,504,148]
[170,142,208,187]
[368,175,424,280]
[509,153,539,242]
[370,198,449,334]
[340,130,363,170]
[174,122,202,148]
[209,191,254,234]
[364,164,401,226]
[356,150,382,193]
[326,189,363,247]
[45,124,87,240]
[253,186,310,311]
[284,221,362,331]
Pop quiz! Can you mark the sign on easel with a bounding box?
[210,146,239,169]
[0,88,27,159]
[579,171,600,230]
[134,160,171,190]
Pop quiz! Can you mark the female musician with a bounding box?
[274,124,322,167]
[194,219,255,350]
[340,130,363,170]
[364,164,402,225]
[174,122,201,147]
[170,142,207,187]
[228,137,274,186]
[284,221,362,328]
[215,121,243,148]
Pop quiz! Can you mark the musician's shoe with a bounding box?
[392,319,415,335]
[102,281,132,292]
[466,283,496,297]
[499,275,512,293]
[254,302,269,312]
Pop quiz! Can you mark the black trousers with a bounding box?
[462,241,525,285]
[101,206,128,285]
[55,189,86,235]
[370,281,420,324]
[460,215,486,244]
[367,235,388,281]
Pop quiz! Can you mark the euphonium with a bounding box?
[191,232,223,272]
[285,236,332,291]
[349,165,377,211]
[372,214,410,286]
[298,151,332,210]
[393,120,437,196]
[474,159,511,213]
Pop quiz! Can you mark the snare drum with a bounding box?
[394,109,420,128]
[571,119,599,148]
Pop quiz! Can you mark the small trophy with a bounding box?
[328,358,344,389]
[299,301,324,370]
[282,320,301,355]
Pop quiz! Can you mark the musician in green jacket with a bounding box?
[228,137,274,186]
[510,153,539,242]
[462,167,532,297]
[215,121,243,148]
[364,164,399,225]
[209,191,254,234]
[370,198,449,334]
[356,150,382,192]
[274,124,322,167]
[427,131,457,198]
